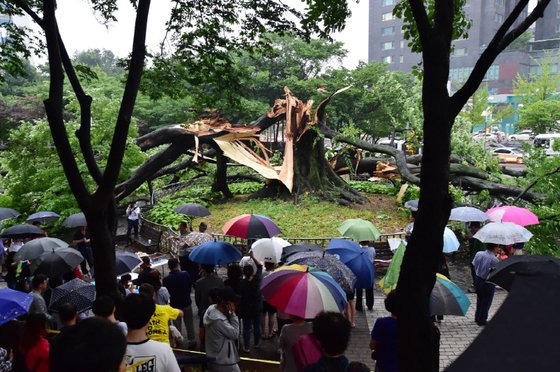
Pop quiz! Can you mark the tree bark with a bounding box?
[212,153,233,198]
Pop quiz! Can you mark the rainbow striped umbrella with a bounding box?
[260,264,348,319]
[431,274,471,316]
[222,214,281,239]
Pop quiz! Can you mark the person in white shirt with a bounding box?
[122,293,181,372]
[126,203,141,245]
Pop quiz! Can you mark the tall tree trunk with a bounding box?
[396,35,452,372]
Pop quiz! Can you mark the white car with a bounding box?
[492,147,524,163]
[508,130,534,141]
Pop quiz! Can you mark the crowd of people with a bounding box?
[0,214,513,372]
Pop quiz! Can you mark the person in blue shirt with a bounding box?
[356,241,376,312]
[472,244,500,326]
[370,291,398,372]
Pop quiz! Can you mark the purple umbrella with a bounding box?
[0,208,20,222]
[0,288,33,326]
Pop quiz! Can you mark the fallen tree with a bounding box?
[115,88,544,203]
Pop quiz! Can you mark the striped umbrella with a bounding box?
[260,264,348,319]
[222,214,281,239]
[431,274,471,316]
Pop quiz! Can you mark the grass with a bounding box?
[201,194,410,238]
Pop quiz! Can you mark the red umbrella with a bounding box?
[222,214,281,239]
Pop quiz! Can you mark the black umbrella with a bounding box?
[0,208,20,221]
[174,202,211,217]
[281,243,323,262]
[447,273,560,372]
[26,211,60,224]
[62,212,87,228]
[30,247,83,277]
[49,278,96,313]
[15,237,69,261]
[115,252,142,275]
[487,254,560,291]
[1,224,45,239]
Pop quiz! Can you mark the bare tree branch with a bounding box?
[42,0,90,204]
[101,0,151,192]
[513,166,560,203]
[451,0,550,116]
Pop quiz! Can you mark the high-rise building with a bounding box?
[535,0,560,40]
[368,0,531,94]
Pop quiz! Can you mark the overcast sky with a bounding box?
[54,0,369,69]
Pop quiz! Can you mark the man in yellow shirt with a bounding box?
[139,283,183,344]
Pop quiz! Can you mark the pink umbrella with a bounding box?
[486,206,539,226]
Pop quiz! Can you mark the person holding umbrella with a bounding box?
[238,251,263,353]
[356,241,375,312]
[73,226,93,277]
[472,243,500,326]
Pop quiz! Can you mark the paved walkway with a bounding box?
[353,289,507,370]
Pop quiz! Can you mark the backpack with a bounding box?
[291,333,323,372]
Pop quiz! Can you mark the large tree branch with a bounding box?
[15,0,102,184]
[407,0,431,43]
[456,176,545,202]
[432,0,454,43]
[513,166,560,203]
[101,0,151,192]
[42,0,90,204]
[451,0,550,116]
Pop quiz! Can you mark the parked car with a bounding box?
[503,140,523,149]
[492,147,524,163]
[508,130,534,141]
[473,132,497,142]
[534,133,560,156]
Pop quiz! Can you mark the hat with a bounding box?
[218,286,240,303]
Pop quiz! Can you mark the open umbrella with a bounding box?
[260,264,347,318]
[338,218,381,242]
[30,247,83,277]
[281,243,323,262]
[473,222,533,245]
[222,214,281,239]
[326,238,374,289]
[0,208,20,221]
[182,231,213,247]
[286,251,357,293]
[15,237,68,261]
[487,254,560,291]
[486,206,539,226]
[26,211,60,224]
[0,288,34,326]
[442,227,460,253]
[251,237,290,263]
[1,224,45,239]
[62,212,87,228]
[404,199,419,211]
[189,240,242,265]
[449,207,489,222]
[174,203,211,217]
[406,224,460,253]
[49,278,96,313]
[430,274,471,316]
[447,273,560,372]
[115,252,142,276]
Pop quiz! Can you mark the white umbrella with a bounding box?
[251,237,291,263]
[473,222,533,245]
[404,225,460,253]
[449,207,489,222]
[388,238,406,252]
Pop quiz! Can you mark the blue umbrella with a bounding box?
[0,208,20,222]
[189,241,242,265]
[26,211,60,224]
[442,227,460,253]
[0,288,34,326]
[326,238,375,288]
